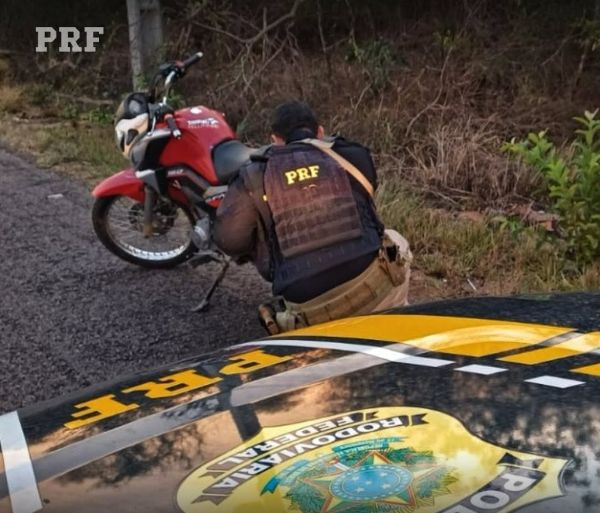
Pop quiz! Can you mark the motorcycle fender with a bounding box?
[92,168,145,202]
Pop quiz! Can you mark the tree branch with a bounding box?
[191,0,306,47]
[405,49,453,138]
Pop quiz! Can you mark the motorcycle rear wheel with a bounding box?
[92,195,197,269]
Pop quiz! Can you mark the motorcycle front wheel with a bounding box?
[92,195,197,268]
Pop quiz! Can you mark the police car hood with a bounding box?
[1,292,600,513]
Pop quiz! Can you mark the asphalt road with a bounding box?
[0,148,269,413]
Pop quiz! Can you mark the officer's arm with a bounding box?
[213,177,258,260]
[332,138,378,190]
[364,148,378,191]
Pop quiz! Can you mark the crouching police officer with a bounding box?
[213,101,412,334]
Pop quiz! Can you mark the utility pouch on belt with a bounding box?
[258,301,306,335]
[379,231,410,286]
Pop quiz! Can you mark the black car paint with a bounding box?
[1,293,599,513]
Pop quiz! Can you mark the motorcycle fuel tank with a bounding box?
[1,293,600,513]
[159,106,236,185]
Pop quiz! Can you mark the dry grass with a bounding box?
[0,85,23,113]
[186,46,547,208]
[377,181,598,299]
[399,115,541,205]
[0,113,126,182]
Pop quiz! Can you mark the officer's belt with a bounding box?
[282,246,407,327]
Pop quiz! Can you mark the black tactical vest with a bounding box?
[262,143,382,295]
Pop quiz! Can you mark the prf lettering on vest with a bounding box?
[285,165,320,185]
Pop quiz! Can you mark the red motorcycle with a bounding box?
[92,52,254,276]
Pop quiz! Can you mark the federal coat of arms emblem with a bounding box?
[177,407,567,513]
[265,437,456,513]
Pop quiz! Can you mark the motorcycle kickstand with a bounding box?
[191,256,231,313]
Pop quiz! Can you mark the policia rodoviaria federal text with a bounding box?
[214,101,412,334]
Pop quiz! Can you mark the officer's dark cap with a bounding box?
[271,101,319,140]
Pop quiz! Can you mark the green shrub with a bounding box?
[83,107,113,125]
[503,110,600,265]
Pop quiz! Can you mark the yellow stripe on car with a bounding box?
[571,361,600,377]
[290,314,571,357]
[500,331,600,365]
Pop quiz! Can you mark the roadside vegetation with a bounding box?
[0,0,599,300]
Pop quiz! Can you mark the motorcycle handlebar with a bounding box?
[152,51,203,114]
[158,51,203,82]
[165,114,182,139]
[181,51,203,70]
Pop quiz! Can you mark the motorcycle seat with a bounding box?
[212,139,253,184]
